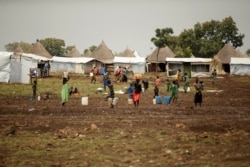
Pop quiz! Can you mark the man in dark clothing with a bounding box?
[32,80,37,100]
[107,80,115,108]
[142,79,149,91]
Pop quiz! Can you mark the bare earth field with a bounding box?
[0,74,250,167]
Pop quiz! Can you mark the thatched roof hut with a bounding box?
[146,46,175,63]
[216,43,243,64]
[66,47,81,57]
[14,46,24,54]
[210,55,225,74]
[119,47,135,57]
[90,41,114,64]
[28,41,52,59]
[83,50,92,57]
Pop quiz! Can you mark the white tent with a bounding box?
[50,56,96,74]
[166,57,212,77]
[0,52,49,84]
[230,57,250,76]
[113,53,146,74]
[0,52,11,83]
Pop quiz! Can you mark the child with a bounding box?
[90,68,96,84]
[32,80,37,100]
[73,87,79,96]
[128,82,134,99]
[199,81,205,90]
[166,79,170,92]
[170,80,178,103]
[211,69,217,84]
[154,85,159,98]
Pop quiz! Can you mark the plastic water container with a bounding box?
[153,98,156,104]
[156,96,162,104]
[81,97,88,105]
[164,96,170,104]
[142,87,145,92]
[128,99,133,104]
[112,97,118,105]
[108,98,113,105]
[37,95,41,101]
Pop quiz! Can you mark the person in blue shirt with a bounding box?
[128,82,134,99]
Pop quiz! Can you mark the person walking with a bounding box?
[90,67,96,84]
[133,79,142,107]
[128,82,134,99]
[32,80,37,101]
[183,72,190,93]
[61,77,69,106]
[155,75,161,88]
[154,85,159,98]
[103,71,109,92]
[194,77,202,107]
[211,69,217,84]
[170,80,178,103]
[107,80,115,108]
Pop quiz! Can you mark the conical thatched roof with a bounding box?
[119,47,135,57]
[28,41,52,59]
[90,41,114,64]
[83,50,92,57]
[66,47,81,57]
[146,46,175,63]
[14,46,24,54]
[216,43,243,64]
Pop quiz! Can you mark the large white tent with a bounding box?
[0,52,49,84]
[50,56,96,74]
[113,52,146,74]
[0,52,11,83]
[230,57,250,76]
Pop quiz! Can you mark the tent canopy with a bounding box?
[166,57,211,63]
[51,56,94,63]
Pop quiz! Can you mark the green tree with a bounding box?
[65,46,75,55]
[89,45,97,52]
[246,49,250,57]
[5,41,31,52]
[83,45,97,54]
[178,16,244,58]
[151,27,174,72]
[40,38,65,56]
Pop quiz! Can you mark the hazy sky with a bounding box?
[0,0,249,56]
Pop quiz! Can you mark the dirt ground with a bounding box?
[1,74,250,166]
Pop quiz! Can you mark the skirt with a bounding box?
[194,91,202,103]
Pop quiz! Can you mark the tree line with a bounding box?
[5,16,250,57]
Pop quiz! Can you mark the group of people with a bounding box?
[114,66,126,82]
[31,65,217,108]
[69,87,79,96]
[151,68,217,107]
